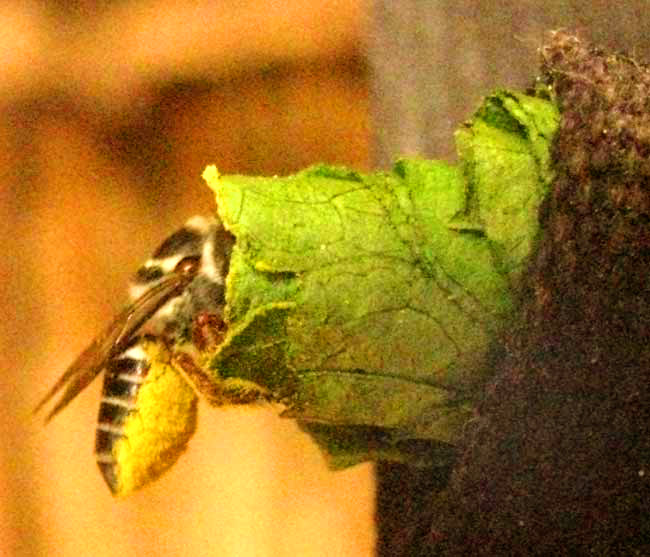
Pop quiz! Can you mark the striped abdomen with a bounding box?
[93,336,198,497]
[95,340,150,494]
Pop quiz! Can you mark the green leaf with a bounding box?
[201,90,559,467]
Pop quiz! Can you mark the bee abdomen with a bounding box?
[95,342,150,494]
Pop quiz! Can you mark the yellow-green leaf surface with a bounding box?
[202,90,559,467]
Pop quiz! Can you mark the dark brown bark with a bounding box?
[425,31,650,555]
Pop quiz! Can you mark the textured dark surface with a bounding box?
[426,31,650,555]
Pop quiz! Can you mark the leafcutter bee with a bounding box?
[35,216,234,496]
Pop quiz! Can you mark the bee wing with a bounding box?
[34,271,192,423]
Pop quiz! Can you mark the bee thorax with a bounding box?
[129,216,233,340]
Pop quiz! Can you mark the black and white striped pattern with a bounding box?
[95,340,150,493]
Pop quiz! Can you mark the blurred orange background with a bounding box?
[2,1,374,555]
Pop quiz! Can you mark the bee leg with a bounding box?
[171,351,225,405]
[173,311,273,406]
[172,351,272,407]
[191,311,227,352]
[168,311,228,404]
